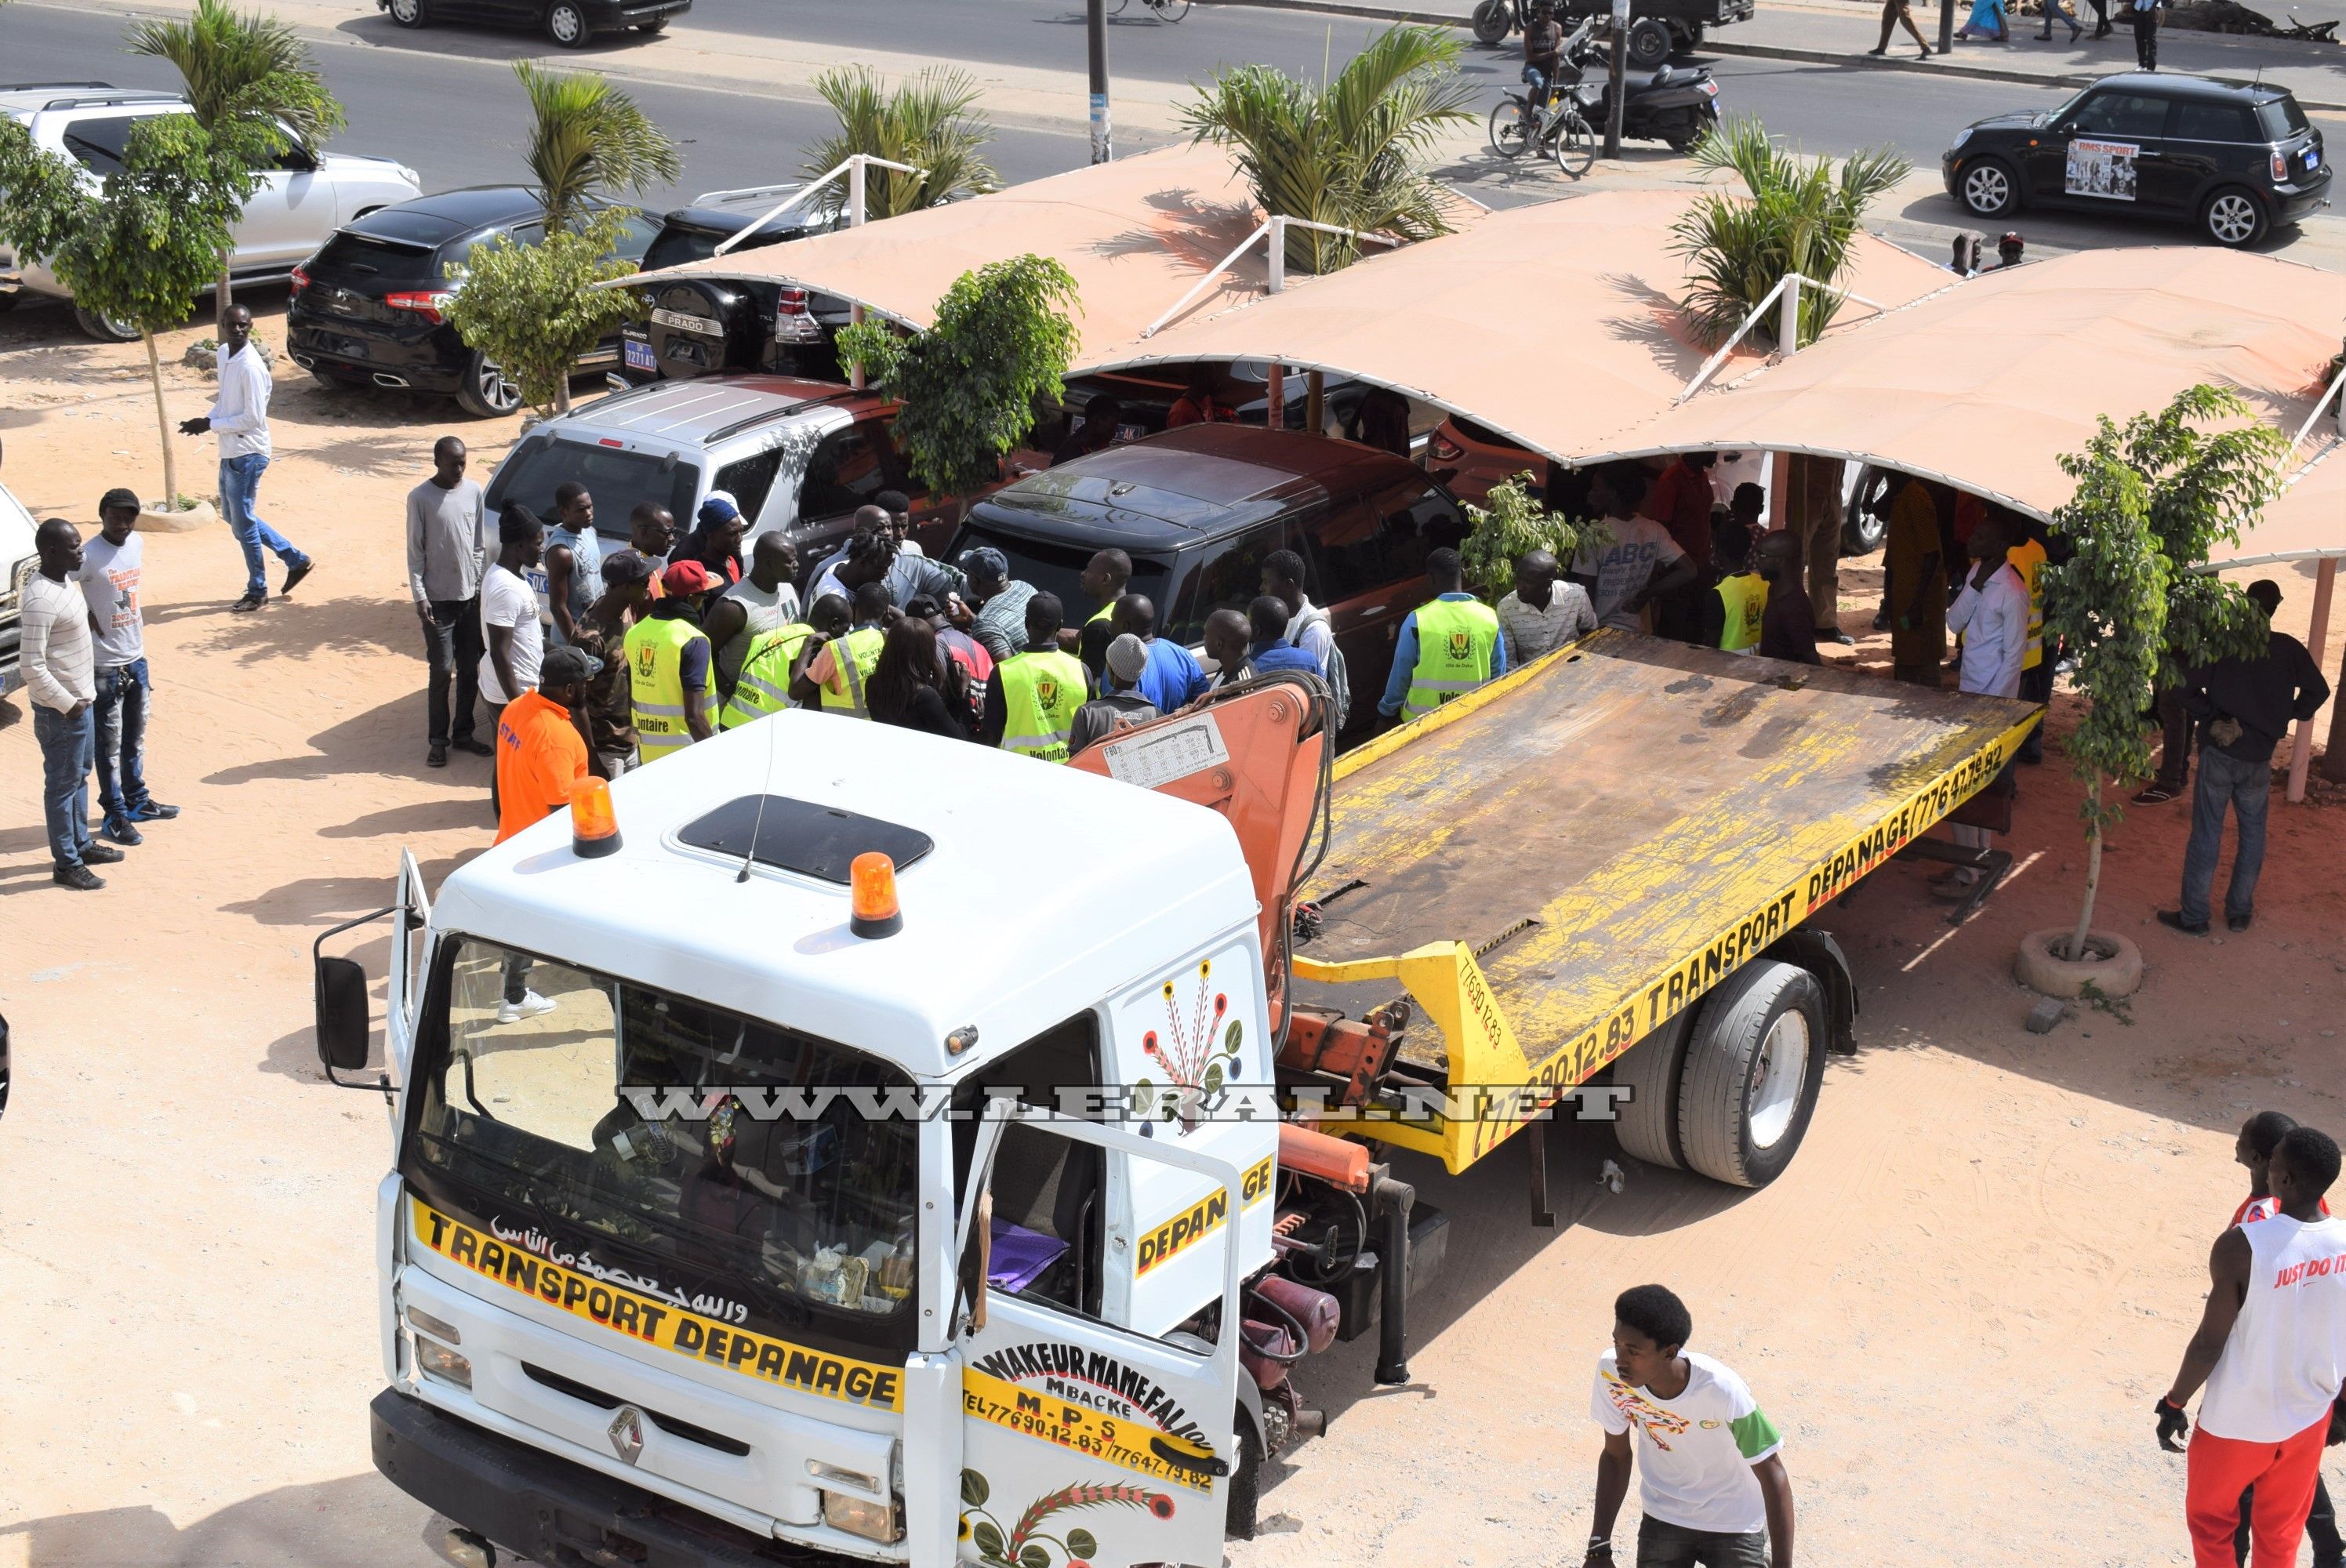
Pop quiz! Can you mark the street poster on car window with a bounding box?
[2065,139,2139,201]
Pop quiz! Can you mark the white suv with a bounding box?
[0,82,420,339]
[0,477,41,706]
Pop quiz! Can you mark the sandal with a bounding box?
[2131,784,2178,804]
[230,593,265,614]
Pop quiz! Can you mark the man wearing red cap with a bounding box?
[625,561,718,762]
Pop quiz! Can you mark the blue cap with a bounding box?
[698,490,742,525]
[960,545,1009,583]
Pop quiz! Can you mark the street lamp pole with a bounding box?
[1939,0,1955,53]
[1088,0,1113,164]
[1604,0,1629,161]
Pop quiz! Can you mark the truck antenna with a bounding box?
[735,706,780,884]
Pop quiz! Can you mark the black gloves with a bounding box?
[2156,1396,2190,1452]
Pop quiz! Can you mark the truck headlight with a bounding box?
[413,1334,473,1389]
[820,1491,901,1544]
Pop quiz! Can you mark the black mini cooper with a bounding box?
[1944,73,2327,248]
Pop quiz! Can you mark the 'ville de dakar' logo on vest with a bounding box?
[1037,676,1061,707]
[1447,630,1471,661]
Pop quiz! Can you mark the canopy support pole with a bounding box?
[1677,272,1887,405]
[1138,212,1397,339]
[709,154,926,259]
[2290,362,2345,448]
[2290,556,2337,800]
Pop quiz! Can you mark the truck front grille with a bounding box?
[520,1362,753,1457]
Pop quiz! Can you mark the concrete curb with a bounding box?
[1195,0,2346,111]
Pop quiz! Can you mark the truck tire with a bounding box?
[1627,17,1672,67]
[1610,1011,1694,1171]
[1678,960,1828,1189]
[1673,21,1705,52]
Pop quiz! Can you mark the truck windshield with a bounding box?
[406,938,920,1341]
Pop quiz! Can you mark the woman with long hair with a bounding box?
[866,618,966,739]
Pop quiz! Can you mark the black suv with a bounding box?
[286,186,657,416]
[617,185,853,387]
[1945,74,2328,248]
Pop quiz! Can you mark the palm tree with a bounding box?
[514,61,681,239]
[128,0,344,318]
[1669,117,1909,350]
[1179,24,1474,277]
[804,67,997,222]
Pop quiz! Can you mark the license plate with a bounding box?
[652,307,719,337]
[623,337,656,371]
[2308,147,2322,171]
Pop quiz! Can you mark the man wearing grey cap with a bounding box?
[958,546,1036,664]
[1070,633,1162,756]
[2159,579,2330,935]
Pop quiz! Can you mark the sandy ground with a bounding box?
[0,297,2342,1568]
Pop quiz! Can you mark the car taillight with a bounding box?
[776,287,808,316]
[2272,150,2291,182]
[1429,435,1464,462]
[384,290,453,324]
[289,264,310,296]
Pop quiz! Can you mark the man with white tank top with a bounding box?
[2160,1126,2346,1568]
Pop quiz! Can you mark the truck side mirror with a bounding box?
[315,956,372,1073]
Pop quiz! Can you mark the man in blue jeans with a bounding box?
[176,304,314,612]
[2159,580,2330,936]
[78,488,180,843]
[22,519,127,891]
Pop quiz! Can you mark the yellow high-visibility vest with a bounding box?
[625,614,713,763]
[720,622,815,731]
[1403,597,1500,719]
[1714,572,1769,652]
[2006,537,2047,670]
[817,626,886,718]
[997,648,1088,763]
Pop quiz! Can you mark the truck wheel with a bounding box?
[1627,17,1672,67]
[1677,960,1828,1189]
[1610,1011,1694,1171]
[1224,1403,1264,1539]
[1472,0,1514,44]
[1674,21,1706,52]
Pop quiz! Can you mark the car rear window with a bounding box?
[2172,102,2256,143]
[308,231,439,285]
[485,438,702,543]
[2257,97,2311,140]
[947,521,1171,626]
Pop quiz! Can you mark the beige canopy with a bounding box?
[1080,187,1952,457]
[608,143,1272,361]
[1577,247,2346,521]
[2213,445,2346,569]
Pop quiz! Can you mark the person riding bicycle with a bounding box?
[1523,0,1567,115]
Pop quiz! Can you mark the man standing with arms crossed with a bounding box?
[178,304,313,613]
[23,519,125,891]
[2159,1126,2346,1568]
[1584,1283,1796,1567]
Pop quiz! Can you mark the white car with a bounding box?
[0,477,41,705]
[0,82,420,340]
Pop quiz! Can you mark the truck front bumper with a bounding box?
[370,1388,870,1568]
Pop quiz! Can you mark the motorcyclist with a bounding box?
[1523,0,1567,117]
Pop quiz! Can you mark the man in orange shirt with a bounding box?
[494,644,596,847]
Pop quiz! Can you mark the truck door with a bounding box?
[386,848,431,1075]
[953,1105,1242,1568]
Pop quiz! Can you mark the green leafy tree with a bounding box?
[2040,385,2286,961]
[0,115,250,504]
[1459,472,1602,601]
[1671,117,1908,350]
[844,255,1077,501]
[129,0,346,318]
[514,61,680,238]
[805,66,997,220]
[1180,23,1474,276]
[441,209,645,416]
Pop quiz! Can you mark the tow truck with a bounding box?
[315,630,2035,1568]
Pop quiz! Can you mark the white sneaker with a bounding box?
[496,990,557,1024]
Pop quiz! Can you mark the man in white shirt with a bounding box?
[2159,1126,2346,1568]
[176,305,313,612]
[1583,1283,1796,1567]
[479,507,545,815]
[78,488,180,847]
[1940,511,2030,885]
[1569,466,1698,633]
[1498,547,1597,665]
[24,519,126,890]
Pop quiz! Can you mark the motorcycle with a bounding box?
[1555,18,1722,153]
[1470,0,1531,44]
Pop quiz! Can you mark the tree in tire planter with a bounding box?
[441,209,647,419]
[2028,385,2287,989]
[0,114,250,508]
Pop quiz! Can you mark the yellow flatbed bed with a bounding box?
[1290,630,2039,1172]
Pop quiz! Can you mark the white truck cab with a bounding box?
[328,714,1309,1568]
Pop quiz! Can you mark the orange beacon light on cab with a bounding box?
[569,778,622,858]
[850,852,902,938]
